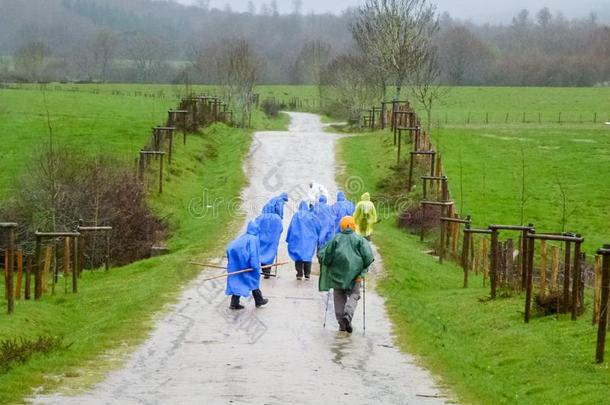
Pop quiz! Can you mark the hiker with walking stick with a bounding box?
[225,221,269,310]
[318,216,374,333]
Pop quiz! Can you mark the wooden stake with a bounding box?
[594,255,602,324]
[551,245,560,291]
[482,238,489,286]
[64,237,70,294]
[15,250,23,301]
[452,222,459,259]
[24,256,31,300]
[73,236,78,293]
[563,241,572,313]
[4,250,9,300]
[539,240,547,293]
[596,248,610,363]
[4,253,7,300]
[42,245,53,294]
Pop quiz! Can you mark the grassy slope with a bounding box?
[0,88,177,197]
[338,130,610,405]
[0,85,290,197]
[0,124,253,403]
[0,88,289,403]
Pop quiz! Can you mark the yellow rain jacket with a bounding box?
[354,192,377,237]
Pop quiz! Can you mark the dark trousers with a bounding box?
[295,261,312,278]
[231,289,264,306]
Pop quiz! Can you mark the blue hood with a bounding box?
[286,201,322,262]
[247,221,260,236]
[226,221,261,298]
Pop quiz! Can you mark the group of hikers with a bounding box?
[224,181,378,333]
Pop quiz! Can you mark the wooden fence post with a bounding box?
[594,255,602,324]
[490,228,499,299]
[572,237,582,320]
[595,245,610,363]
[524,234,535,323]
[24,256,31,300]
[563,241,572,313]
[15,250,23,301]
[539,240,547,293]
[7,227,15,313]
[34,235,42,299]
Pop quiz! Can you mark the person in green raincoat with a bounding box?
[318,216,374,333]
[354,192,377,240]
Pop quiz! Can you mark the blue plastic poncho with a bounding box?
[225,221,261,298]
[255,205,284,266]
[262,192,289,219]
[286,201,322,262]
[332,191,356,233]
[313,195,335,248]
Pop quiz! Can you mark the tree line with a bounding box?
[0,0,608,88]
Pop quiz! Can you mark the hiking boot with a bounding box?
[252,289,268,308]
[230,295,243,310]
[343,317,353,334]
[255,298,269,308]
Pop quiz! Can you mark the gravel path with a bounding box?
[35,112,451,405]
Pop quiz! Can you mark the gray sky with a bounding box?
[176,0,608,22]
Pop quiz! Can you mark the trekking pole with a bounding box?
[323,291,331,328]
[362,278,366,333]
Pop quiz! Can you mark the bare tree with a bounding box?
[292,40,332,85]
[437,25,494,85]
[92,30,117,82]
[124,33,168,83]
[320,53,383,123]
[216,38,262,127]
[13,41,51,82]
[409,44,448,135]
[351,0,438,100]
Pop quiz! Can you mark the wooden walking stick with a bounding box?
[197,262,289,282]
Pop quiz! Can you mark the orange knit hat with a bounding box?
[340,216,356,232]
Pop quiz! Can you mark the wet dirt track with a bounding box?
[35,113,451,405]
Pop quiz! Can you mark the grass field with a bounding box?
[0,85,293,403]
[337,130,610,405]
[0,84,288,198]
[413,87,610,253]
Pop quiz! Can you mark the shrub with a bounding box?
[0,146,166,267]
[261,99,280,117]
[0,336,65,374]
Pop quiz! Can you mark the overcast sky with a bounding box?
[176,0,609,22]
